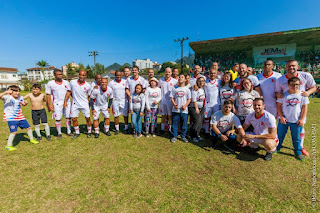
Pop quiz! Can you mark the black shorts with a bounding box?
[32,109,48,125]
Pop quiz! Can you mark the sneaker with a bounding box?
[57,134,62,139]
[301,147,310,157]
[133,133,138,138]
[145,134,150,138]
[295,154,305,161]
[152,134,156,137]
[5,146,17,151]
[124,129,129,134]
[264,152,273,161]
[94,133,99,138]
[87,133,91,138]
[46,135,52,141]
[192,138,199,143]
[105,131,111,136]
[170,137,177,143]
[36,136,42,142]
[30,139,39,144]
[197,136,204,141]
[72,134,80,139]
[181,138,188,143]
[66,133,73,136]
[137,134,142,138]
[114,130,120,135]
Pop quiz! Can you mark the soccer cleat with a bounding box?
[87,133,91,138]
[181,138,188,143]
[264,152,273,161]
[192,138,199,143]
[36,136,42,142]
[72,134,80,139]
[137,134,142,138]
[105,131,111,136]
[30,139,39,144]
[57,134,62,139]
[46,135,52,141]
[94,133,99,138]
[66,133,73,136]
[295,154,305,161]
[5,146,17,151]
[152,134,156,137]
[114,130,120,135]
[170,138,177,143]
[133,133,138,138]
[145,134,150,138]
[301,147,309,157]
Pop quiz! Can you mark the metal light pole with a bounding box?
[174,37,189,71]
[88,51,99,73]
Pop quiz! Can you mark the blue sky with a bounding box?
[1,0,320,73]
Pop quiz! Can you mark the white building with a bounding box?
[132,59,154,70]
[26,66,56,82]
[62,62,80,76]
[0,67,19,90]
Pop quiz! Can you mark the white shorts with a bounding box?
[93,106,110,120]
[245,131,279,148]
[52,102,71,120]
[265,105,277,118]
[70,104,91,118]
[112,100,129,117]
[159,102,173,116]
[204,105,219,119]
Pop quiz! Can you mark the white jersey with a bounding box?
[109,78,127,102]
[275,71,316,94]
[191,87,205,109]
[276,91,309,123]
[234,90,260,116]
[234,75,260,91]
[2,95,25,121]
[210,110,242,134]
[190,74,206,86]
[244,111,277,136]
[90,86,113,108]
[45,80,71,104]
[159,77,178,105]
[125,76,146,95]
[145,87,162,109]
[68,79,91,107]
[89,81,100,95]
[219,84,235,106]
[170,86,191,114]
[257,72,282,107]
[204,78,220,108]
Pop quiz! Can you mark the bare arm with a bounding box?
[302,86,317,97]
[0,90,12,99]
[254,85,262,97]
[64,90,72,108]
[245,127,277,140]
[126,88,131,100]
[297,104,308,126]
[23,93,31,100]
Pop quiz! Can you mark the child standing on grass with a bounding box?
[276,77,309,161]
[170,74,191,143]
[0,85,39,151]
[24,84,51,141]
[130,84,145,138]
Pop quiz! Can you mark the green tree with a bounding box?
[66,63,75,76]
[120,63,132,72]
[94,63,107,74]
[36,60,50,77]
[86,65,94,78]
[159,62,179,73]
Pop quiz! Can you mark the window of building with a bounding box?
[12,75,16,77]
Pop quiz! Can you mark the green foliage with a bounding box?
[106,63,121,71]
[66,63,76,76]
[86,65,94,79]
[159,62,179,73]
[94,63,107,74]
[120,63,132,72]
[36,60,49,69]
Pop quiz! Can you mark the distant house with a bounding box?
[153,62,162,71]
[62,62,80,76]
[132,59,154,70]
[26,66,56,82]
[0,67,19,90]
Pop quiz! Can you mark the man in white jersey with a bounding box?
[211,62,223,80]
[145,69,155,88]
[190,65,206,86]
[46,69,72,138]
[234,63,262,96]
[64,70,92,139]
[122,67,131,133]
[90,74,102,94]
[90,78,113,138]
[172,68,180,81]
[257,60,282,117]
[275,59,317,156]
[159,67,178,133]
[238,98,278,161]
[109,70,127,135]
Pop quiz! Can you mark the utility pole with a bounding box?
[88,51,99,73]
[174,37,189,71]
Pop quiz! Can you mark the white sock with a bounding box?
[161,123,165,131]
[35,125,41,137]
[43,123,50,136]
[270,147,277,153]
[7,133,15,147]
[115,124,119,131]
[169,125,172,131]
[55,121,62,135]
[27,129,34,140]
[94,127,99,134]
[300,127,305,147]
[87,126,92,133]
[124,124,128,130]
[104,125,110,132]
[74,126,80,134]
[66,118,72,134]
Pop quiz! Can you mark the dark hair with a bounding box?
[224,99,234,105]
[135,84,143,94]
[196,76,205,88]
[240,77,252,92]
[264,60,274,66]
[54,69,62,75]
[32,84,42,90]
[254,97,264,104]
[132,65,139,71]
[9,85,20,91]
[115,70,122,76]
[101,77,109,82]
[288,77,300,84]
[220,71,233,88]
[286,59,298,65]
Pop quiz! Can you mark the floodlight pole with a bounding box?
[174,37,189,71]
[88,51,99,73]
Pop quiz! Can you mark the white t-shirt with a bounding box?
[257,72,282,107]
[219,84,235,106]
[159,77,178,105]
[275,71,316,94]
[2,95,25,121]
[276,91,309,123]
[170,86,191,114]
[109,78,126,102]
[204,78,220,108]
[125,76,146,95]
[45,80,71,104]
[244,111,277,136]
[234,90,260,116]
[90,81,100,94]
[68,80,91,106]
[234,75,260,91]
[190,74,206,86]
[191,87,205,109]
[145,87,162,109]
[90,86,113,108]
[210,110,242,134]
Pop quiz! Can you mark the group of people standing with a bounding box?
[1,60,317,161]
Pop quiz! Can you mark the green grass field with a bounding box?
[0,94,319,212]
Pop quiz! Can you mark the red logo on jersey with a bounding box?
[216,84,218,87]
[122,84,125,86]
[65,85,67,88]
[205,112,208,115]
[271,79,274,82]
[261,122,264,125]
[300,81,303,85]
[84,87,86,90]
[170,83,172,86]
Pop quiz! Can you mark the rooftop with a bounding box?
[0,67,18,72]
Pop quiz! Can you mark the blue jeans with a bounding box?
[211,131,236,148]
[172,112,188,138]
[132,111,143,134]
[277,122,302,155]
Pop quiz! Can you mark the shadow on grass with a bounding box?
[12,132,30,146]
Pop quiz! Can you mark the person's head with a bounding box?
[247,67,253,75]
[135,84,143,94]
[241,78,253,92]
[115,70,122,82]
[193,65,201,76]
[185,73,190,84]
[148,69,154,79]
[32,84,42,95]
[239,63,248,77]
[253,98,265,114]
[164,67,172,78]
[9,85,21,98]
[95,74,102,85]
[209,68,217,80]
[54,69,63,81]
[132,65,139,77]
[172,68,179,78]
[263,60,274,73]
[123,67,131,78]
[79,70,87,82]
[286,59,299,75]
[100,78,109,90]
[149,77,158,88]
[211,62,219,70]
[178,74,186,86]
[222,99,233,114]
[233,63,239,72]
[196,76,205,88]
[288,77,300,92]
[221,71,233,87]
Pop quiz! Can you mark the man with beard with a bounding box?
[190,65,206,86]
[234,63,262,96]
[172,68,179,81]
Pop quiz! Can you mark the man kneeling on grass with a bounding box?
[210,99,245,151]
[238,98,278,161]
